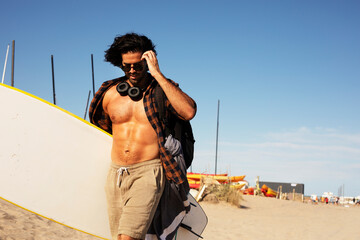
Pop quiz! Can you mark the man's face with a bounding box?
[121,51,147,87]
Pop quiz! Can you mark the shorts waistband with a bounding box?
[110,158,161,171]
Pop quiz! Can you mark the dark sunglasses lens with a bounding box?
[122,65,130,72]
[133,62,143,71]
[122,62,143,72]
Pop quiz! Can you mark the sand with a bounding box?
[201,195,360,240]
[0,198,99,240]
[1,195,360,240]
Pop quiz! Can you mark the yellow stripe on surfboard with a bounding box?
[0,196,109,240]
[0,83,112,137]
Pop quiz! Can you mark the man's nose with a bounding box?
[129,65,136,73]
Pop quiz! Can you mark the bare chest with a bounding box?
[104,87,148,124]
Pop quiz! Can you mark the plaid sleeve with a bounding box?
[144,81,186,184]
[89,78,123,134]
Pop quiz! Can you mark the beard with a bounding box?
[126,71,148,88]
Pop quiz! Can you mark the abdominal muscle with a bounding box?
[111,122,160,165]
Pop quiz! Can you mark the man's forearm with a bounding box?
[154,73,196,121]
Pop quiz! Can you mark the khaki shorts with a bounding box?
[105,159,165,240]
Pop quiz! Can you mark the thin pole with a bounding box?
[84,90,91,120]
[215,99,220,174]
[1,44,9,84]
[91,54,95,97]
[51,55,56,105]
[11,40,15,87]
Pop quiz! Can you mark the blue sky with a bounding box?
[1,0,359,197]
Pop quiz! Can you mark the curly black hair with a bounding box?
[104,33,157,67]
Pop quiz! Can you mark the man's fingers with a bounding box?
[142,50,156,60]
[142,50,161,76]
[142,51,158,66]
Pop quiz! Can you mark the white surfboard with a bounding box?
[176,194,208,240]
[0,83,112,239]
[0,83,207,240]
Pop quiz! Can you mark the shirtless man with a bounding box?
[89,33,196,240]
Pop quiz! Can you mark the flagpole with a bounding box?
[1,44,9,84]
[51,55,56,105]
[215,99,220,174]
[91,54,95,97]
[84,90,91,120]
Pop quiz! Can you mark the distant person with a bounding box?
[89,33,196,240]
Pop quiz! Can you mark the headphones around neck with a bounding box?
[116,82,143,101]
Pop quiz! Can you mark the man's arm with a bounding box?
[142,51,197,120]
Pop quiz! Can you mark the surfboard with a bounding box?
[0,83,112,239]
[176,194,208,240]
[0,83,207,239]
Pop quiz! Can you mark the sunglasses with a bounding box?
[121,60,145,72]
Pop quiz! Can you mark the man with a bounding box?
[89,33,196,240]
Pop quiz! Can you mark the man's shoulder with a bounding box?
[96,77,126,100]
[100,76,126,89]
[89,76,126,127]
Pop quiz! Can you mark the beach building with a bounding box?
[259,181,304,194]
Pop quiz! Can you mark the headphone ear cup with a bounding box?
[116,82,142,101]
[117,82,130,96]
[128,87,142,101]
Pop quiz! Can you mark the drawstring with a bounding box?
[117,167,129,187]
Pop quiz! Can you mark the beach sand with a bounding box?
[1,195,360,240]
[201,195,360,240]
[0,198,99,240]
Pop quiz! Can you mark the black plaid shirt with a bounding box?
[89,75,186,184]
